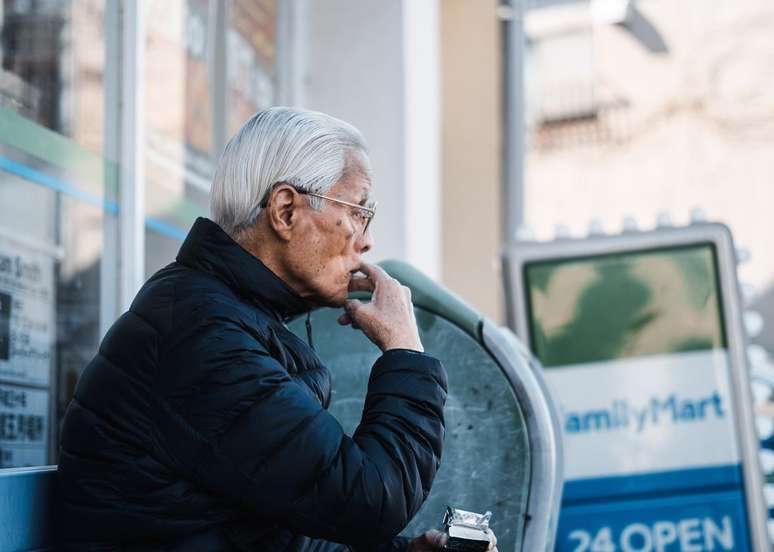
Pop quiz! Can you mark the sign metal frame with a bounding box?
[502,222,769,551]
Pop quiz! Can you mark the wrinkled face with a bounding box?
[282,173,374,306]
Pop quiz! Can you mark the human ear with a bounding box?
[266,185,297,241]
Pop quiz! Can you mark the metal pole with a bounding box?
[275,0,293,105]
[276,0,307,108]
[101,0,121,336]
[118,0,146,310]
[208,0,228,157]
[501,0,526,243]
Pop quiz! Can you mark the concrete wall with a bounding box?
[302,0,506,322]
[302,0,441,279]
[440,0,504,322]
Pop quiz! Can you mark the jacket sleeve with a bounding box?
[367,536,412,552]
[156,316,447,547]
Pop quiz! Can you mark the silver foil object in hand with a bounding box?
[442,506,493,552]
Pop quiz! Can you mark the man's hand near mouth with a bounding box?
[336,262,423,353]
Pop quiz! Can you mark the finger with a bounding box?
[355,261,390,285]
[344,299,363,316]
[344,300,369,332]
[337,312,351,325]
[348,275,375,293]
[403,285,412,302]
[424,530,448,549]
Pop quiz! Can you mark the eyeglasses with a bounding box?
[261,184,376,236]
[303,191,376,236]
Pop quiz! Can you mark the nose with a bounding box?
[355,227,374,254]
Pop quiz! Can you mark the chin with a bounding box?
[317,285,349,308]
[313,272,353,307]
[328,296,348,308]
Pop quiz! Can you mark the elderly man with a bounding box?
[57,108,461,551]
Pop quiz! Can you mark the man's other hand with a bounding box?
[406,529,498,552]
[407,530,447,551]
[337,262,423,352]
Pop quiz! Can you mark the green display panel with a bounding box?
[524,244,727,368]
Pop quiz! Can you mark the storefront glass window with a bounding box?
[0,0,282,470]
[0,0,114,468]
[227,0,276,135]
[144,0,277,276]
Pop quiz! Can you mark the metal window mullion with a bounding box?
[208,0,228,158]
[276,0,307,107]
[101,0,121,336]
[118,0,146,311]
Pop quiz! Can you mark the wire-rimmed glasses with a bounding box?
[261,183,376,236]
[303,190,376,235]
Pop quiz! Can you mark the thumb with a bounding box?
[424,530,448,549]
[337,311,351,325]
[344,298,364,317]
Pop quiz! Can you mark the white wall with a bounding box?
[300,0,441,278]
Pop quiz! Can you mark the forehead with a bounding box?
[331,172,372,200]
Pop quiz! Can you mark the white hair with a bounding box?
[210,107,371,239]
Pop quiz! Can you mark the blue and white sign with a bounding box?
[548,350,749,551]
[503,223,769,551]
[560,491,748,552]
[549,350,737,480]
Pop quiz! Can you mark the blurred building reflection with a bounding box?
[0,0,279,468]
[522,0,774,361]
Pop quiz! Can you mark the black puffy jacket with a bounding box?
[58,218,447,551]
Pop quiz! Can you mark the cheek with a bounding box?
[298,223,351,280]
[319,229,356,288]
[322,219,355,257]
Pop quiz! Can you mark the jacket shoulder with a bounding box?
[132,262,271,340]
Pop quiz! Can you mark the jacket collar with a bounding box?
[176,217,310,320]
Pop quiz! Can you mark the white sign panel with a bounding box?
[546,349,739,479]
[0,235,55,387]
[0,384,49,467]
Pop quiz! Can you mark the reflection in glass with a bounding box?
[144,0,277,277]
[0,0,109,468]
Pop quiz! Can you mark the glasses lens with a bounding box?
[361,202,376,235]
[362,211,373,235]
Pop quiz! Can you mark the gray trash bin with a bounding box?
[288,260,563,551]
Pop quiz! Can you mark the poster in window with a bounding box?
[0,384,49,467]
[0,236,55,387]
